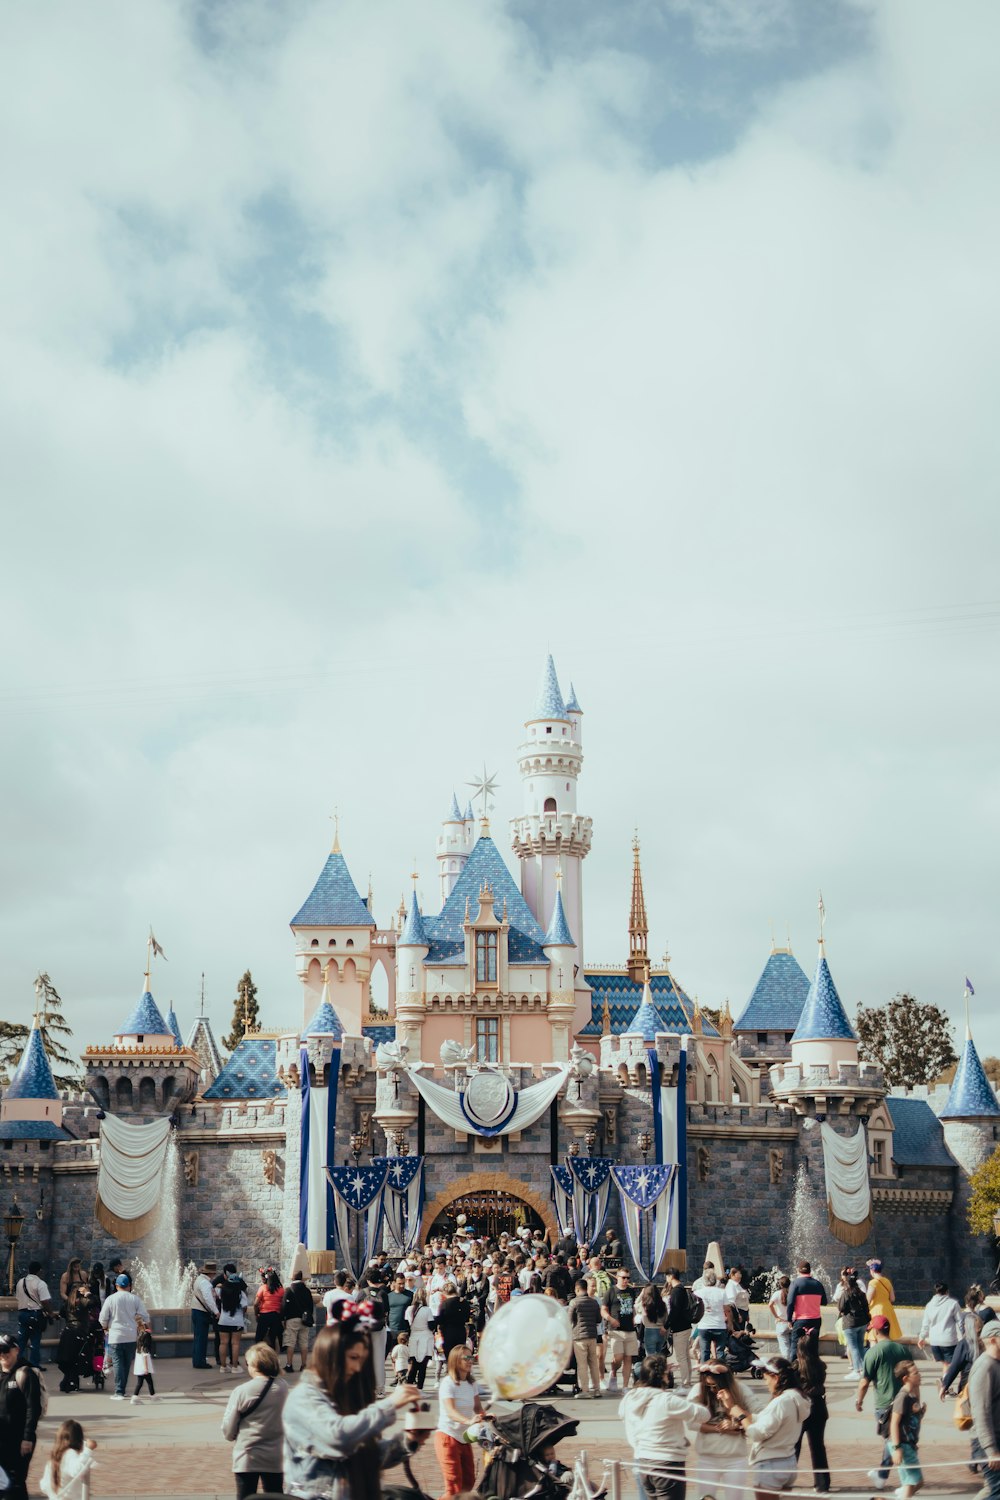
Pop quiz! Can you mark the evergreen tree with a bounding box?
[0,1021,29,1085]
[33,973,80,1091]
[223,970,260,1051]
[856,993,956,1088]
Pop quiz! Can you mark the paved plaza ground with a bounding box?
[24,1348,986,1500]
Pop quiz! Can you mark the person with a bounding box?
[58,1260,88,1312]
[569,1277,603,1399]
[385,1275,413,1348]
[0,1332,43,1500]
[191,1264,220,1370]
[254,1269,285,1354]
[281,1270,314,1374]
[98,1273,150,1402]
[793,1328,829,1494]
[888,1358,925,1499]
[942,1288,983,1399]
[619,1353,708,1500]
[545,1254,573,1303]
[785,1261,827,1360]
[866,1259,903,1342]
[856,1314,910,1491]
[103,1260,124,1302]
[390,1330,410,1384]
[687,1360,752,1500]
[87,1264,104,1309]
[436,1283,470,1360]
[917,1281,961,1383]
[132,1328,157,1405]
[282,1312,424,1500]
[767,1277,792,1362]
[404,1289,435,1390]
[39,1420,97,1500]
[662,1273,692,1386]
[603,1267,640,1393]
[602,1228,623,1266]
[435,1345,483,1497]
[322,1271,356,1321]
[744,1357,810,1499]
[837,1270,870,1378]
[639,1282,669,1359]
[222,1341,289,1499]
[725,1267,751,1333]
[695,1269,731,1362]
[15,1259,53,1368]
[219,1269,250,1375]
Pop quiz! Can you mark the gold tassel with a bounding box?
[95,1194,163,1244]
[660,1250,688,1272]
[827,1199,874,1247]
[307,1251,337,1275]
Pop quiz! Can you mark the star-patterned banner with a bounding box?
[550,1164,574,1237]
[372,1155,425,1254]
[611,1162,678,1282]
[612,1163,674,1210]
[325,1162,389,1278]
[566,1156,615,1247]
[327,1162,388,1211]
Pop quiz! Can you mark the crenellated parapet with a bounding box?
[768,1057,885,1116]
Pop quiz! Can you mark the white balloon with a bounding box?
[478,1295,573,1400]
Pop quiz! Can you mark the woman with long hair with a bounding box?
[767,1277,792,1362]
[59,1260,88,1310]
[865,1260,902,1341]
[282,1310,422,1500]
[794,1328,830,1494]
[638,1283,668,1357]
[687,1361,752,1500]
[40,1420,97,1500]
[404,1289,435,1390]
[435,1345,483,1497]
[744,1358,810,1500]
[253,1269,285,1354]
[837,1270,870,1378]
[619,1353,709,1499]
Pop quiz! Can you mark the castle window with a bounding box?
[476,930,498,984]
[545,726,552,734]
[756,1032,768,1047]
[784,1032,794,1043]
[328,939,336,947]
[346,938,354,947]
[872,1137,889,1176]
[544,797,557,813]
[311,939,319,948]
[476,1016,499,1063]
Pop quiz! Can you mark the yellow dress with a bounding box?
[868,1274,902,1340]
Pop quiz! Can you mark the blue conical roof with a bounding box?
[543,890,575,947]
[423,835,549,967]
[464,801,473,821]
[941,1032,1000,1119]
[5,1027,59,1101]
[533,655,567,720]
[448,792,462,821]
[302,997,345,1040]
[166,1007,183,1048]
[400,891,429,947]
[118,988,171,1037]
[291,846,376,928]
[791,948,856,1042]
[626,981,668,1042]
[734,949,811,1033]
[565,682,582,713]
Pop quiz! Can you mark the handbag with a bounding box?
[954,1386,973,1432]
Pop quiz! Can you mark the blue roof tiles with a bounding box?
[202,1036,286,1100]
[0,1119,71,1141]
[626,982,669,1041]
[448,792,462,821]
[399,892,429,947]
[464,801,474,821]
[532,655,567,721]
[565,683,582,713]
[543,890,575,948]
[886,1096,956,1165]
[580,971,714,1038]
[302,998,346,1040]
[363,1024,396,1046]
[734,950,811,1034]
[791,948,857,1043]
[118,989,172,1039]
[291,847,376,928]
[940,1033,1000,1119]
[166,1008,183,1048]
[5,1028,59,1101]
[423,836,549,968]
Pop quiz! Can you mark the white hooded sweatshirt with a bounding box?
[619,1386,709,1464]
[745,1389,811,1464]
[919,1292,962,1347]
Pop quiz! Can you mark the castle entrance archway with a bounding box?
[420,1170,557,1244]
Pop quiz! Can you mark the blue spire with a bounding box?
[543,889,575,947]
[565,682,582,713]
[464,800,474,822]
[166,1007,183,1048]
[941,1031,1000,1118]
[5,1027,59,1101]
[791,946,857,1043]
[448,792,462,821]
[626,980,666,1042]
[533,654,567,720]
[302,998,345,1040]
[118,983,171,1038]
[290,845,376,928]
[400,890,429,947]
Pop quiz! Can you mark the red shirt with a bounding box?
[256,1285,284,1315]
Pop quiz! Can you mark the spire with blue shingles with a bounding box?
[166,1007,183,1048]
[118,984,171,1038]
[533,654,567,720]
[543,889,575,948]
[423,835,549,967]
[291,842,376,928]
[464,801,473,822]
[940,1030,1000,1119]
[202,1036,285,1100]
[734,949,811,1033]
[791,946,857,1042]
[626,980,667,1042]
[302,994,346,1041]
[399,891,429,947]
[565,683,582,713]
[5,1027,59,1101]
[448,792,462,821]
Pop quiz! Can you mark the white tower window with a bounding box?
[545,726,552,734]
[544,797,557,813]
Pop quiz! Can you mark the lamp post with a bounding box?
[637,1131,653,1167]
[4,1200,24,1296]
[391,1128,409,1157]
[584,1128,597,1156]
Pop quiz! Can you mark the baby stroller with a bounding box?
[725,1329,760,1376]
[479,1403,580,1500]
[84,1327,106,1390]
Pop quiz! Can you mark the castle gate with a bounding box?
[419,1170,558,1244]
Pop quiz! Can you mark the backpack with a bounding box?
[685,1287,705,1325]
[15,1362,47,1419]
[845,1289,870,1325]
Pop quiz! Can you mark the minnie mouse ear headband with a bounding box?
[329,1298,378,1331]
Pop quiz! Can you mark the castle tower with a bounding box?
[0,1023,68,1140]
[940,1018,1000,1288]
[436,793,474,903]
[510,656,592,1032]
[628,836,649,984]
[395,891,430,1056]
[86,967,201,1114]
[542,883,576,1062]
[290,821,377,1035]
[788,940,859,1072]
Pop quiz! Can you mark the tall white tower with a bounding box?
[510,657,593,1030]
[436,792,474,903]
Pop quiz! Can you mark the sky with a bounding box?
[1,0,998,1066]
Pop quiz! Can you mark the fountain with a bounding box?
[131,1139,197,1309]
[789,1161,834,1291]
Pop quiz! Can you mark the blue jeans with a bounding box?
[875,1407,892,1481]
[643,1326,667,1356]
[110,1341,136,1397]
[698,1328,728,1361]
[17,1309,43,1366]
[191,1307,212,1367]
[844,1324,867,1373]
[790,1319,821,1361]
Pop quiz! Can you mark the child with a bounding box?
[132,1328,157,1405]
[40,1420,97,1500]
[390,1330,410,1384]
[889,1359,925,1499]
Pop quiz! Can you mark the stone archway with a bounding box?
[419,1170,558,1243]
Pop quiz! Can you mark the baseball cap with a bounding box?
[116,1273,129,1288]
[870,1314,890,1332]
[0,1334,16,1352]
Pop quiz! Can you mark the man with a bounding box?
[14,1261,52,1369]
[856,1313,910,1490]
[969,1315,1000,1495]
[602,1227,623,1267]
[786,1260,828,1359]
[281,1269,314,1373]
[602,1267,639,1392]
[103,1258,124,1302]
[190,1263,219,1369]
[99,1273,150,1401]
[568,1277,603,1399]
[545,1253,574,1304]
[322,1270,356,1320]
[386,1274,413,1343]
[555,1229,577,1259]
[0,1334,42,1500]
[664,1268,694,1387]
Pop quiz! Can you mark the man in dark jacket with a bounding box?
[0,1333,42,1500]
[280,1271,314,1373]
[786,1260,828,1359]
[664,1269,694,1387]
[545,1254,574,1303]
[568,1279,603,1399]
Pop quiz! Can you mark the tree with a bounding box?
[855,994,957,1089]
[223,970,260,1051]
[0,1021,29,1085]
[967,1146,1000,1236]
[33,972,80,1091]
[937,1055,1000,1087]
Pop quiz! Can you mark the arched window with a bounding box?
[543,797,557,813]
[162,1077,176,1110]
[328,939,336,947]
[346,938,354,948]
[476,930,498,984]
[139,1077,157,1109]
[91,1076,110,1110]
[310,939,319,948]
[115,1077,134,1109]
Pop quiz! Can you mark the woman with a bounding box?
[866,1260,902,1341]
[744,1358,810,1500]
[687,1361,752,1500]
[695,1269,731,1362]
[405,1289,435,1390]
[59,1260,88,1310]
[917,1281,962,1382]
[40,1420,97,1500]
[218,1270,250,1375]
[221,1341,289,1499]
[254,1270,285,1354]
[638,1284,668,1358]
[619,1354,708,1499]
[941,1288,983,1398]
[837,1270,870,1378]
[793,1329,829,1494]
[435,1345,483,1497]
[725,1268,751,1333]
[436,1284,471,1359]
[282,1313,423,1500]
[767,1277,792,1362]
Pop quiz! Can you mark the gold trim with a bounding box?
[95,1194,162,1243]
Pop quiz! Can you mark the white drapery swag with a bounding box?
[820,1121,873,1246]
[96,1116,172,1241]
[404,1063,571,1138]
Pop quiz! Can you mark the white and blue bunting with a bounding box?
[326,1162,388,1211]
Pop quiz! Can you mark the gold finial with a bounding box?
[770,919,776,954]
[818,890,826,946]
[722,996,732,1019]
[786,923,792,952]
[502,896,508,924]
[464,896,470,922]
[411,859,419,891]
[330,807,341,853]
[601,995,611,1036]
[555,859,563,888]
[692,996,703,1033]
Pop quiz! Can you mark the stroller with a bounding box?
[478,1403,581,1500]
[725,1328,762,1376]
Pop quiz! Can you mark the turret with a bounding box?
[939,1007,1000,1290]
[628,836,649,984]
[0,1022,68,1140]
[789,941,858,1072]
[86,966,201,1113]
[290,820,377,1035]
[542,885,576,1061]
[436,792,474,903]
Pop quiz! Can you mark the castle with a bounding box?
[2,658,996,1302]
